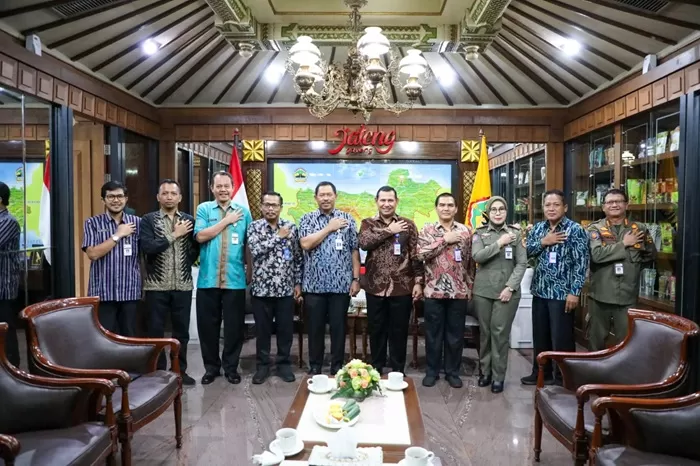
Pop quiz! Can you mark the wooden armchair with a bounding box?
[533,310,698,466]
[590,392,700,465]
[0,323,118,466]
[19,297,183,466]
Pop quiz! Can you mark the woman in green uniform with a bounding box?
[471,196,528,393]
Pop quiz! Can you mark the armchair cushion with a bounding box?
[629,403,700,460]
[7,422,112,466]
[103,371,179,422]
[596,445,700,466]
[33,305,156,373]
[561,320,683,389]
[537,386,610,440]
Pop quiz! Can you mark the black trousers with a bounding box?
[252,296,294,369]
[424,298,467,378]
[305,293,350,370]
[197,288,246,376]
[531,296,576,381]
[145,290,192,373]
[366,294,413,373]
[99,300,138,337]
[0,299,19,367]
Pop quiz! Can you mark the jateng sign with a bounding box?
[328,125,396,155]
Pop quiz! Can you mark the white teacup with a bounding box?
[387,371,404,389]
[404,446,435,466]
[276,427,297,452]
[307,374,330,392]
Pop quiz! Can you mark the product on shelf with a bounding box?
[576,191,588,206]
[658,273,669,300]
[640,268,657,297]
[595,184,610,206]
[668,275,676,302]
[655,131,668,155]
[669,126,680,152]
[646,224,662,251]
[660,222,674,253]
[626,179,645,204]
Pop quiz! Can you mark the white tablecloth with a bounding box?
[296,382,411,446]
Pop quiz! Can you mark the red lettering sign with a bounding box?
[328,125,396,155]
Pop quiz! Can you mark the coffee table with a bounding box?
[282,376,426,464]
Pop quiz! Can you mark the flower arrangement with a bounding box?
[331,359,382,402]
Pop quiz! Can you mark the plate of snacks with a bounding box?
[314,399,361,429]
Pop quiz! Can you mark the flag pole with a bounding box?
[232,128,240,165]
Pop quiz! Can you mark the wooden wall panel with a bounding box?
[68,86,83,112]
[668,70,684,100]
[498,125,516,142]
[396,125,413,141]
[687,62,700,93]
[594,108,604,127]
[36,125,49,140]
[17,63,36,95]
[326,125,343,141]
[614,98,626,121]
[413,125,430,141]
[0,53,17,87]
[241,124,259,140]
[515,125,533,142]
[275,124,292,140]
[638,85,652,111]
[625,92,638,117]
[36,72,53,101]
[462,126,480,140]
[259,124,275,140]
[105,103,117,123]
[82,93,95,117]
[175,125,192,141]
[54,80,68,106]
[0,126,6,140]
[95,98,106,120]
[604,103,615,125]
[429,125,446,141]
[8,125,21,139]
[191,125,209,141]
[482,126,499,142]
[223,125,237,141]
[533,126,549,142]
[117,108,127,127]
[292,124,309,141]
[309,125,325,140]
[652,78,667,106]
[586,112,595,131]
[446,125,462,141]
[209,125,225,141]
[126,112,136,131]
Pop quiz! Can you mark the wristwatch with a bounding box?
[352,277,360,282]
[507,286,515,293]
[111,235,120,243]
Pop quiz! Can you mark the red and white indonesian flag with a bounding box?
[229,138,249,209]
[40,140,51,265]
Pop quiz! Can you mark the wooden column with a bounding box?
[545,142,564,191]
[159,126,176,181]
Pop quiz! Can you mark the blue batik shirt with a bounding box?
[526,217,589,301]
[299,209,358,294]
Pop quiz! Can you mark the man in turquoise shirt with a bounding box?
[194,171,252,385]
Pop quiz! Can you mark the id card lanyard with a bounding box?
[393,233,401,255]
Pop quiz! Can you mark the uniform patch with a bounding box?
[590,231,600,240]
[472,234,480,243]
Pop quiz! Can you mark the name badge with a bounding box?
[232,233,240,245]
[615,263,624,275]
[505,246,513,260]
[283,247,292,261]
[548,252,557,264]
[454,248,462,262]
[393,235,401,256]
[123,242,133,257]
[335,237,344,251]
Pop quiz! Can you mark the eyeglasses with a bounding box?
[604,200,626,205]
[105,194,125,201]
[262,203,281,209]
[489,207,506,213]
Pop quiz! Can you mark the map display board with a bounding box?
[0,161,43,250]
[272,161,455,231]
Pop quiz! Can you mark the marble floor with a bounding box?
[17,332,573,465]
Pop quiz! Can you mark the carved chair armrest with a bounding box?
[0,434,20,464]
[536,345,625,389]
[102,334,181,375]
[576,368,686,403]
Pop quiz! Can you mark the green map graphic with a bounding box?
[1,162,43,249]
[273,162,453,231]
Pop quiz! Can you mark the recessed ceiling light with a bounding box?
[559,38,581,56]
[438,70,454,86]
[142,38,160,56]
[266,64,285,84]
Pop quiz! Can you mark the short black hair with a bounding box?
[159,179,181,192]
[603,188,628,203]
[543,189,566,205]
[315,181,337,196]
[435,192,456,207]
[262,191,283,205]
[375,185,397,200]
[0,182,9,206]
[210,171,233,187]
[101,180,127,199]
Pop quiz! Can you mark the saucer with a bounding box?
[398,459,434,466]
[308,381,334,394]
[384,380,408,391]
[270,438,304,457]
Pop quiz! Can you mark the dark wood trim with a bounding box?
[48,0,173,49]
[111,15,212,82]
[517,0,646,57]
[508,4,631,71]
[576,0,700,30]
[501,25,597,90]
[155,38,227,104]
[22,0,137,35]
[461,55,507,106]
[214,52,259,105]
[0,0,79,19]
[481,52,537,105]
[441,53,480,105]
[241,52,280,105]
[186,50,238,105]
[539,0,676,45]
[503,13,614,81]
[491,40,569,105]
[92,5,208,72]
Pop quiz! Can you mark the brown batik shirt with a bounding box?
[358,215,424,297]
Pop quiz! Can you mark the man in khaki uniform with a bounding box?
[472,196,528,393]
[588,188,656,351]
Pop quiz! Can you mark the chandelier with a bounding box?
[284,0,433,121]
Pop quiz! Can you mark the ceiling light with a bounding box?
[463,45,479,61]
[438,70,455,86]
[266,64,285,84]
[559,38,581,56]
[142,39,160,56]
[310,141,326,150]
[238,42,254,59]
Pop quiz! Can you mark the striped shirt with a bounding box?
[0,209,20,300]
[82,213,142,302]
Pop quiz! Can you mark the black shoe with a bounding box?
[491,381,504,393]
[478,375,492,387]
[278,367,295,383]
[252,367,269,385]
[308,366,322,375]
[201,372,220,385]
[446,375,463,388]
[422,375,438,387]
[181,373,196,386]
[226,372,242,384]
[521,374,554,386]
